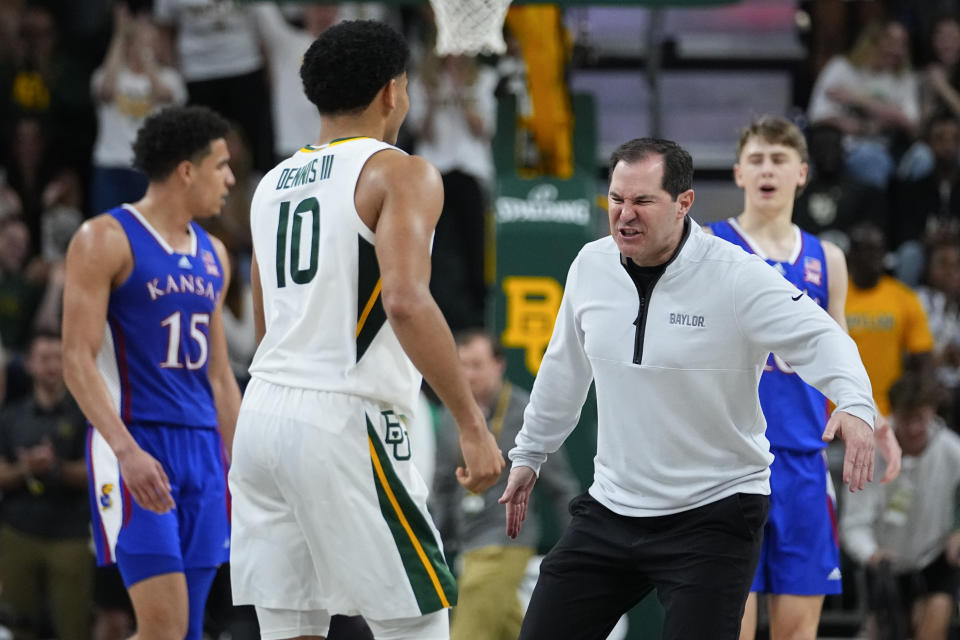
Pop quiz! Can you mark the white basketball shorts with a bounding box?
[229,378,457,621]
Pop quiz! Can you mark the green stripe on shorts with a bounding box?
[366,416,458,613]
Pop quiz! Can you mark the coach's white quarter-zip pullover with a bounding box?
[510,220,875,517]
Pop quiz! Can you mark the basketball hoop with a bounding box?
[429,0,513,56]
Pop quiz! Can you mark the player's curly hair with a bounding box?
[301,20,409,115]
[132,106,230,181]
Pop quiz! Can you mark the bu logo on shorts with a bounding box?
[381,410,411,461]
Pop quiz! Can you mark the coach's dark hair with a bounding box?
[608,138,693,200]
[301,20,409,115]
[132,106,230,181]
[888,371,939,414]
[454,328,505,361]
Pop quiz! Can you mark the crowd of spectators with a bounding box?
[5,0,960,638]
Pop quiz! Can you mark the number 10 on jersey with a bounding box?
[276,197,320,288]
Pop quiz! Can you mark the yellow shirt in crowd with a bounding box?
[845,275,934,415]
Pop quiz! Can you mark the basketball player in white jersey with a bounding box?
[228,20,505,640]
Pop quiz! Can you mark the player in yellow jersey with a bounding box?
[228,20,504,640]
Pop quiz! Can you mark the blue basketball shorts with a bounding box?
[87,423,230,587]
[751,448,842,595]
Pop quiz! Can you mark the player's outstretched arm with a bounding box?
[62,217,174,513]
[364,152,504,493]
[206,236,242,461]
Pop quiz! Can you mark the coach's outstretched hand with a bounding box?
[499,466,538,539]
[822,410,875,492]
[457,424,505,493]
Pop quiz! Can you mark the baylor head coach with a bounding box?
[498,137,876,640]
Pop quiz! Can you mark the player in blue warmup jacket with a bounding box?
[63,105,242,640]
[705,117,901,640]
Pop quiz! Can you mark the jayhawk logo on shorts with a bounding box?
[100,483,115,509]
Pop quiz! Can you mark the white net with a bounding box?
[429,0,513,56]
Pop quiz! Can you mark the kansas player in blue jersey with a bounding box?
[706,117,901,640]
[62,106,242,640]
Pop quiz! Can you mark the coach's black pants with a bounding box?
[519,491,768,640]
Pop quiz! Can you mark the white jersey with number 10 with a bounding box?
[248,136,421,416]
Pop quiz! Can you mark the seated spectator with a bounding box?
[794,122,886,249]
[892,112,960,285]
[845,222,934,418]
[841,371,960,640]
[432,330,579,640]
[90,2,186,216]
[0,330,92,640]
[808,19,919,189]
